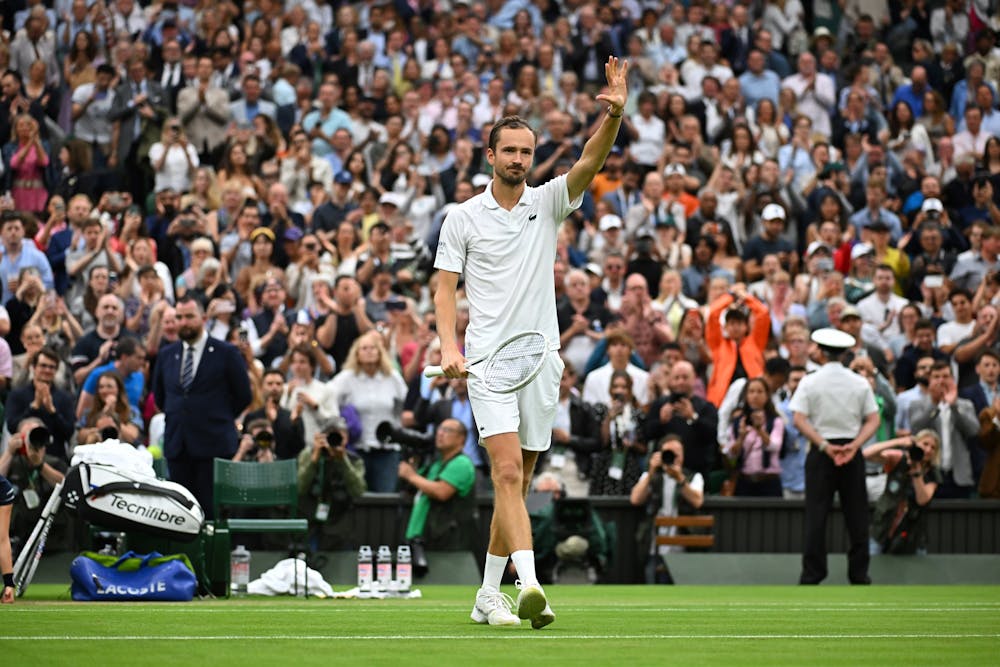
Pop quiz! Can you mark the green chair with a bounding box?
[212,458,310,597]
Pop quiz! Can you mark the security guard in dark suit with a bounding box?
[789,328,881,585]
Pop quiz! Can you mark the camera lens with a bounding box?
[326,430,344,449]
[28,426,52,449]
[99,425,120,441]
[253,431,275,449]
[908,443,924,463]
[662,449,677,466]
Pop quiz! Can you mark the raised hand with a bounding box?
[596,56,628,116]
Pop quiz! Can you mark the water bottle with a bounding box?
[357,545,373,591]
[395,545,412,593]
[376,545,393,591]
[231,545,251,597]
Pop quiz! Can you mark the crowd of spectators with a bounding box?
[1,0,1000,557]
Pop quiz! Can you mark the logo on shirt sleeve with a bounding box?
[528,214,537,220]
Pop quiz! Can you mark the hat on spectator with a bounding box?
[762,203,786,220]
[811,327,855,349]
[921,198,944,213]
[812,27,833,45]
[840,305,862,320]
[284,227,304,242]
[311,274,334,287]
[609,145,623,156]
[249,227,276,243]
[471,173,491,188]
[806,241,832,257]
[599,214,623,231]
[584,262,603,278]
[334,171,353,185]
[865,219,890,233]
[379,192,407,208]
[663,163,686,177]
[850,242,875,260]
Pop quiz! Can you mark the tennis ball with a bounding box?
[148,444,163,460]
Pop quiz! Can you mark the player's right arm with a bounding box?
[433,269,467,378]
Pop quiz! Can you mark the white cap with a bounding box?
[664,163,687,177]
[584,262,603,277]
[599,214,623,231]
[471,173,491,188]
[851,242,875,260]
[379,192,407,208]
[762,203,786,220]
[807,241,831,257]
[811,327,856,349]
[921,197,944,213]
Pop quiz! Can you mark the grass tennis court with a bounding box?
[4,585,997,666]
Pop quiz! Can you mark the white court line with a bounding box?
[4,634,999,641]
[12,605,1000,613]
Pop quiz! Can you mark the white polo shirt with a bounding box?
[435,174,582,359]
[788,361,879,441]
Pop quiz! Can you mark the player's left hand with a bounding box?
[597,56,628,116]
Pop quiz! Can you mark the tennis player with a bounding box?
[434,57,628,628]
[1,473,15,603]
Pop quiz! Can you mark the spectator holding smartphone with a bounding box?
[723,377,785,497]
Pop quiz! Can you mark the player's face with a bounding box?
[488,127,536,187]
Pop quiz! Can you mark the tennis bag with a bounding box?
[70,550,197,601]
[62,463,204,541]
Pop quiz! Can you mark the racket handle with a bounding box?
[423,365,445,377]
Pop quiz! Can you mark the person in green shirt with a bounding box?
[399,418,476,548]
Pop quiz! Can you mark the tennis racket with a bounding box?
[424,330,551,394]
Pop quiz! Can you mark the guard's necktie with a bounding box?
[181,345,194,390]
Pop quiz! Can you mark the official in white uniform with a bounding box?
[790,328,880,585]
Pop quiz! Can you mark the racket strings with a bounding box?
[482,333,547,392]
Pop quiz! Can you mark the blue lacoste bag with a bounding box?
[70,550,197,601]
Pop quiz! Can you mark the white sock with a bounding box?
[510,550,538,587]
[482,553,507,591]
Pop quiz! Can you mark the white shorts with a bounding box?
[468,354,564,452]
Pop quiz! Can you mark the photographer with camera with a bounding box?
[399,418,477,556]
[242,370,304,461]
[233,419,280,464]
[630,435,705,584]
[863,430,942,555]
[0,417,68,551]
[529,472,610,584]
[297,422,366,550]
[5,347,75,461]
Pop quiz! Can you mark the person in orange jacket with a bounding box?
[705,284,771,407]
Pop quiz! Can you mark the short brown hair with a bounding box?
[488,115,537,151]
[605,330,635,350]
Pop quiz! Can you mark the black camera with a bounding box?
[28,425,52,449]
[376,421,434,451]
[668,392,688,404]
[99,425,120,441]
[325,429,344,450]
[253,430,275,449]
[661,449,677,466]
[908,442,924,463]
[611,393,626,403]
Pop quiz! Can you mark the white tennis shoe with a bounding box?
[470,587,520,626]
[515,581,555,629]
